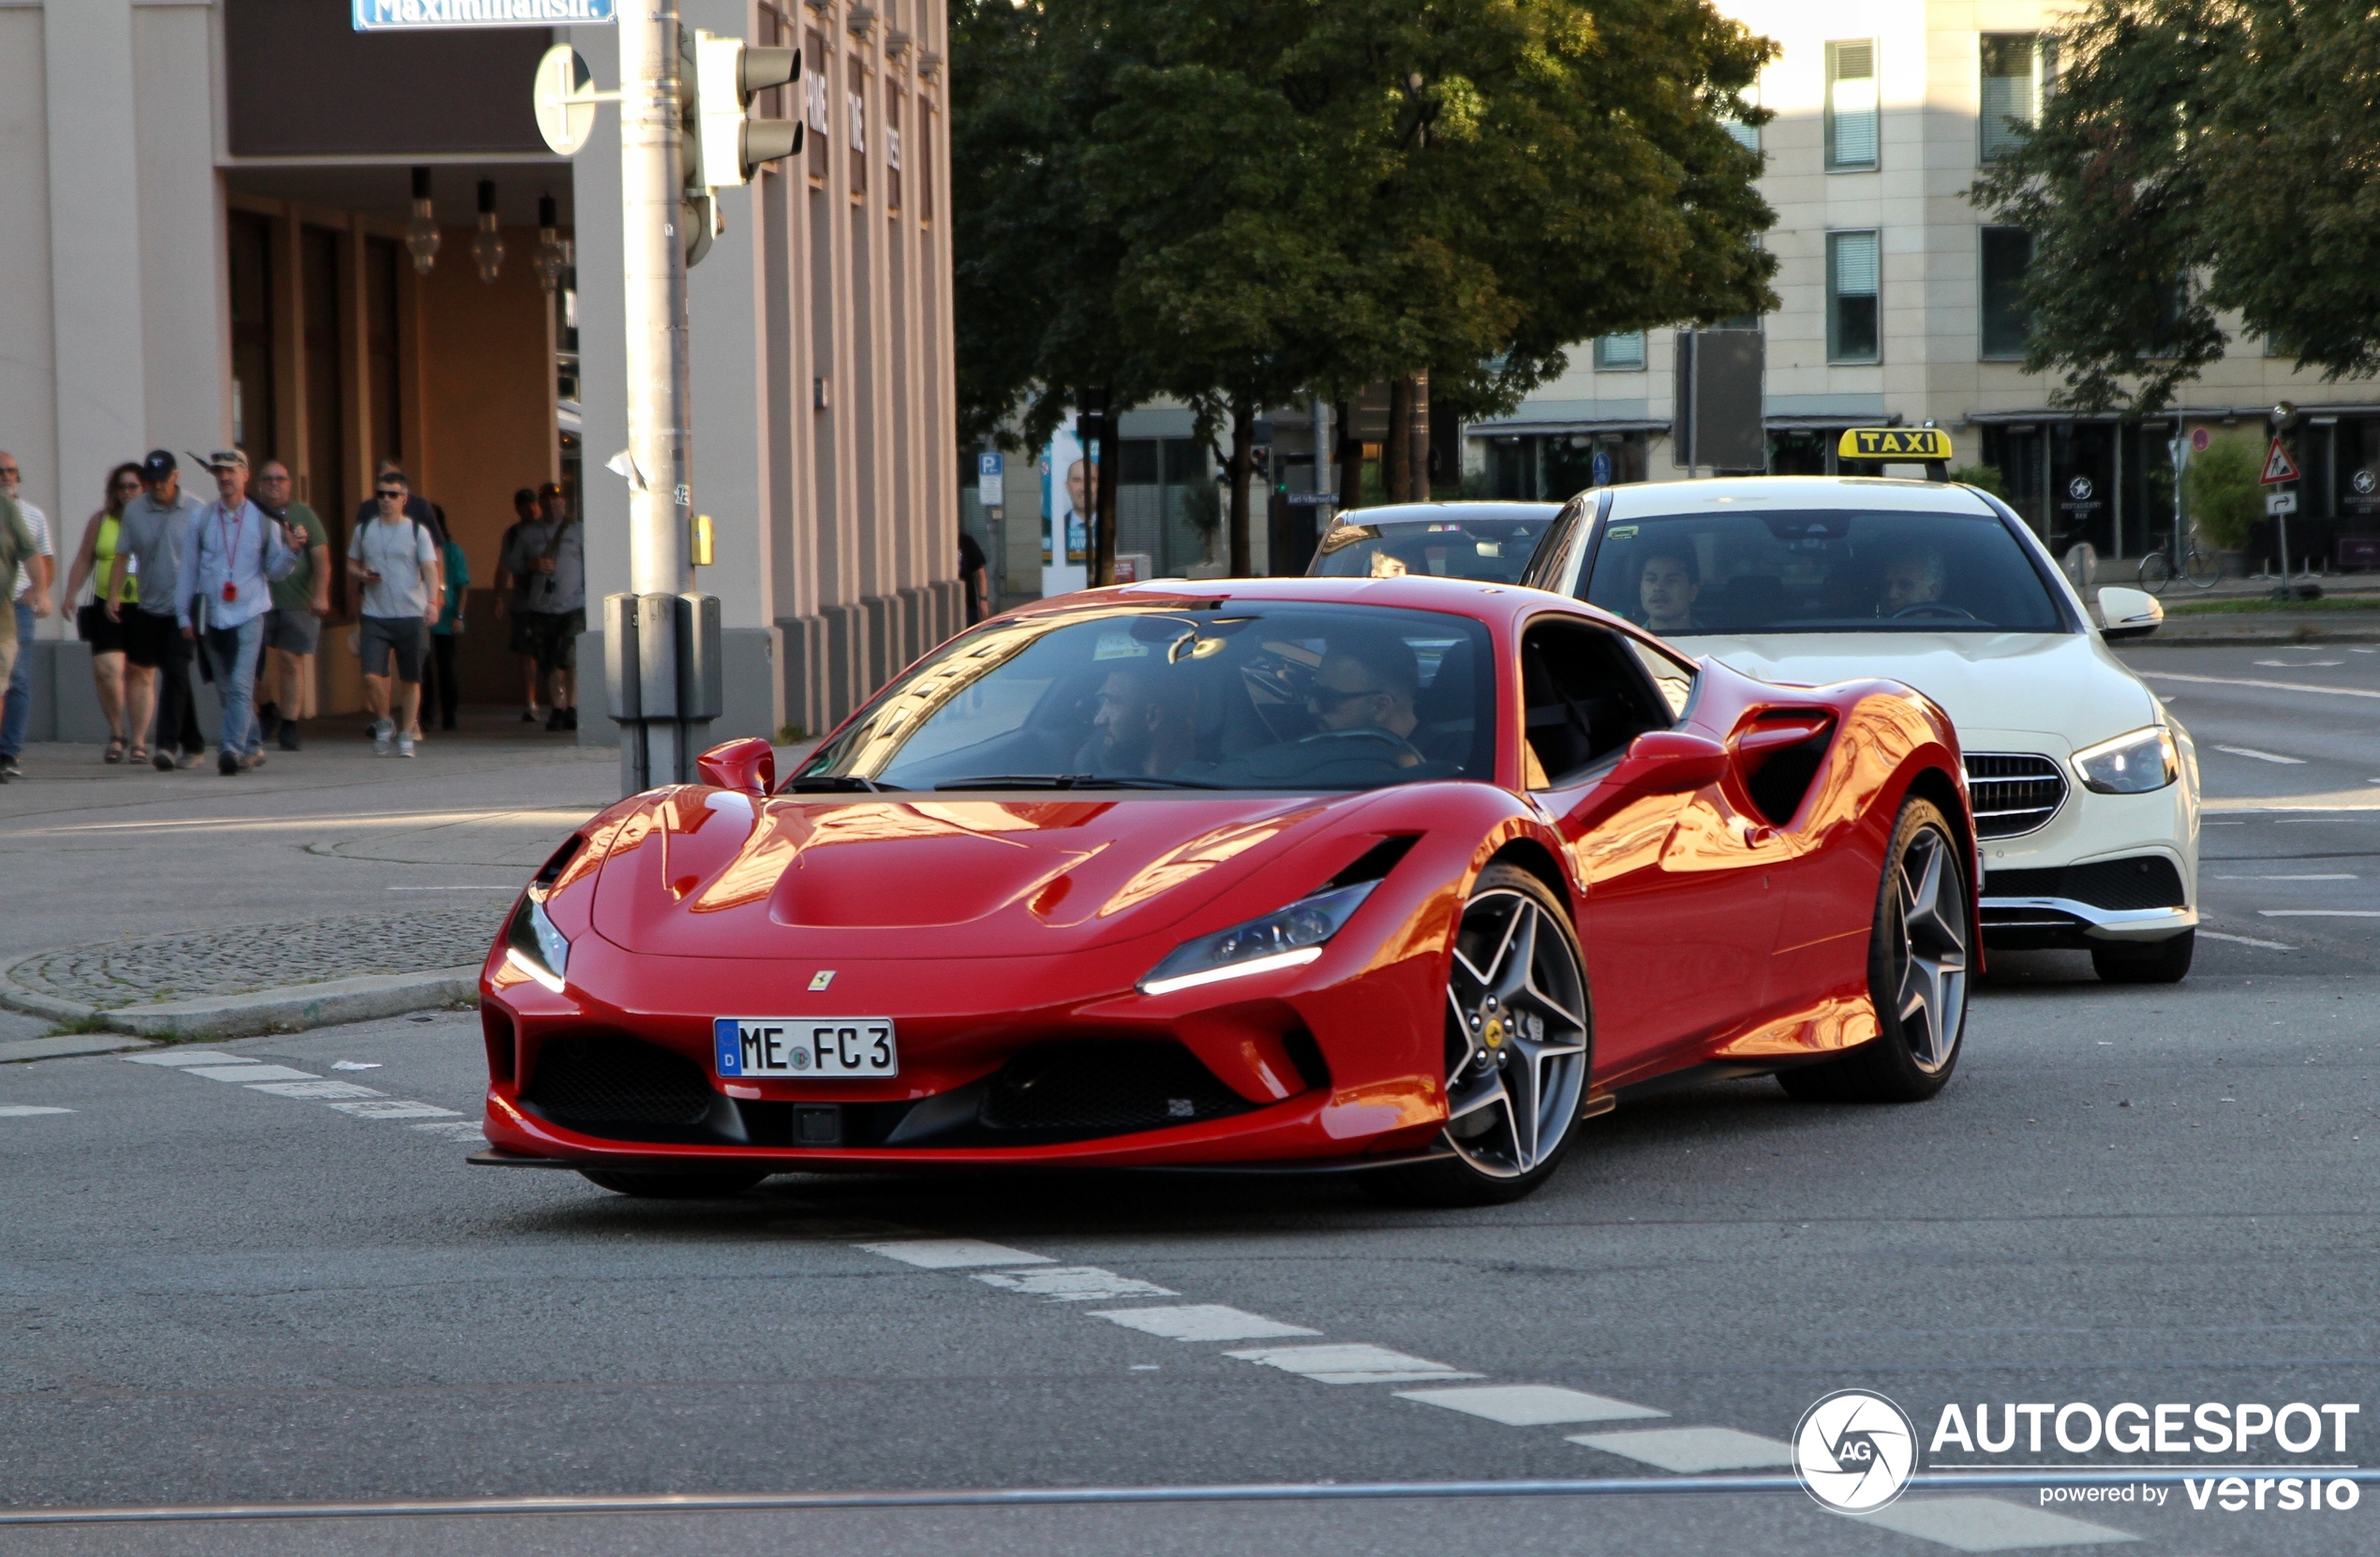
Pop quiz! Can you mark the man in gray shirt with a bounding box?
[508,482,584,732]
[105,450,208,769]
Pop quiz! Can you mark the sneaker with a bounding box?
[175,749,203,769]
[396,732,416,759]
[0,756,22,778]
[545,706,568,732]
[153,749,175,773]
[372,719,394,755]
[522,706,542,723]
[278,722,303,752]
[217,749,240,777]
[241,752,268,771]
[563,707,579,731]
[257,704,281,742]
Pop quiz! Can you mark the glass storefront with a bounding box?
[1480,431,1650,500]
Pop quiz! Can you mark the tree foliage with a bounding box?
[1971,0,2380,414]
[2182,436,2262,551]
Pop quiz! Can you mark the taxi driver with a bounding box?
[1879,547,1948,615]
[1638,547,1701,635]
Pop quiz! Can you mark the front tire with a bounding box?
[578,1168,768,1198]
[1778,797,1970,1104]
[2092,928,2194,985]
[1363,864,1592,1207]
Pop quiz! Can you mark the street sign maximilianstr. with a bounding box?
[354,0,615,31]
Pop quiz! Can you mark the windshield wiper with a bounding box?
[779,774,893,793]
[931,774,1230,791]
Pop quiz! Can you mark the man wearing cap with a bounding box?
[177,451,298,775]
[0,452,55,780]
[105,451,208,770]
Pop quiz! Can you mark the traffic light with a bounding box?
[693,33,802,189]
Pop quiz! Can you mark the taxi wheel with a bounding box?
[579,1168,769,1198]
[1778,798,1968,1105]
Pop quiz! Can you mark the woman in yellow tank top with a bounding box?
[63,463,146,762]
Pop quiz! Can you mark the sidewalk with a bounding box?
[0,708,619,1045]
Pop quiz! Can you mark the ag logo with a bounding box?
[1794,1389,1918,1512]
[2067,475,2095,501]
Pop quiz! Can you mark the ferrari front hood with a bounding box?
[1684,630,2161,750]
[588,787,1364,958]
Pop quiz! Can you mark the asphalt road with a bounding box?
[2,645,2375,1555]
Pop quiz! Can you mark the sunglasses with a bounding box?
[1306,685,1383,710]
[376,489,406,500]
[112,480,142,492]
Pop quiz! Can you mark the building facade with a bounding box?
[1467,0,2380,568]
[0,0,955,747]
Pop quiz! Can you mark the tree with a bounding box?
[2182,436,2261,551]
[1972,0,2380,414]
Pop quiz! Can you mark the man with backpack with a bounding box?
[346,470,442,758]
[508,482,583,733]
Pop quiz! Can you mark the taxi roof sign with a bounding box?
[1838,427,1954,462]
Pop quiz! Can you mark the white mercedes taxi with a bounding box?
[1520,473,2200,982]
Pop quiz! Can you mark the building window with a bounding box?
[1826,230,1881,363]
[848,58,868,196]
[1980,33,2048,162]
[1979,227,2032,360]
[1825,40,1878,171]
[1594,333,1646,371]
[805,28,830,181]
[887,94,903,214]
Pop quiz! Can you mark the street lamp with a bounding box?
[472,180,506,283]
[535,194,570,293]
[405,166,440,274]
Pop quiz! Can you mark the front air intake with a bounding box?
[522,1033,718,1134]
[978,1043,1251,1137]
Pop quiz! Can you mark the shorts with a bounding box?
[263,608,322,655]
[358,615,425,685]
[78,602,128,656]
[121,609,183,670]
[524,608,584,675]
[508,601,539,657]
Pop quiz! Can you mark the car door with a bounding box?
[1519,617,1782,1084]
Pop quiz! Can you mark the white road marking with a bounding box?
[1566,1425,1793,1472]
[183,1064,320,1083]
[2201,930,2297,950]
[410,1121,489,1141]
[1863,1495,2138,1550]
[387,884,517,891]
[2259,909,2380,918]
[246,1080,386,1100]
[2215,745,2307,764]
[1088,1305,1318,1342]
[2216,872,2356,880]
[2138,670,2380,701]
[971,1267,1178,1303]
[1224,1343,1480,1386]
[0,1105,74,1118]
[1396,1385,1666,1427]
[325,1099,461,1119]
[858,1238,1054,1269]
[331,1061,383,1070]
[122,1050,249,1067]
[2254,659,2343,668]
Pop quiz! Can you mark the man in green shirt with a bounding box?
[253,460,329,750]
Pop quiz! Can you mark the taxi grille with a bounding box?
[979,1043,1251,1137]
[523,1034,717,1130]
[1985,855,2187,912]
[1964,752,2067,838]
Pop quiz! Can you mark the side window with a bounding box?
[1519,620,1672,790]
[1628,639,1697,720]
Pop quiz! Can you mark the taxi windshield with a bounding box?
[794,601,1498,792]
[1311,518,1551,585]
[1584,507,2066,636]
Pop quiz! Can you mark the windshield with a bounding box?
[1311,518,1550,584]
[1583,507,2066,636]
[795,601,1497,793]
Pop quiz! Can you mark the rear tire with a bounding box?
[1362,864,1592,1208]
[578,1168,768,1198]
[1777,798,1970,1105]
[2091,929,2194,985]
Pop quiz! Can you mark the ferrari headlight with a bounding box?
[2072,725,2179,794]
[504,896,571,992]
[1138,882,1377,997]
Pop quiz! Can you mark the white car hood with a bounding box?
[1680,630,2160,751]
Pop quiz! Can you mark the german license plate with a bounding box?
[714,1017,899,1078]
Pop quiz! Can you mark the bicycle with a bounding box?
[2137,527,2221,594]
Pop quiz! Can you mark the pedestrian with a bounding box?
[105,450,208,771]
[60,463,147,763]
[518,482,583,733]
[249,460,328,752]
[490,487,543,724]
[178,451,297,776]
[959,527,989,626]
[0,452,56,779]
[346,469,440,758]
[427,501,469,733]
[0,484,37,782]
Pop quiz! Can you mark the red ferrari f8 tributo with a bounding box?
[477,576,1978,1204]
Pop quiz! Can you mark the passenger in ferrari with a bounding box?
[1636,547,1703,635]
[1083,663,1198,776]
[1877,546,1949,615]
[1302,635,1425,767]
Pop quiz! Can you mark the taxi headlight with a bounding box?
[1138,882,1377,996]
[504,896,571,992]
[2072,725,2179,794]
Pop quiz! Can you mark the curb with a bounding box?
[0,963,481,1044]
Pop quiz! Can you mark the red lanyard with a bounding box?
[217,502,246,602]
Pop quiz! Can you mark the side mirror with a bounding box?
[1611,730,1730,794]
[695,736,776,796]
[2095,585,2164,641]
